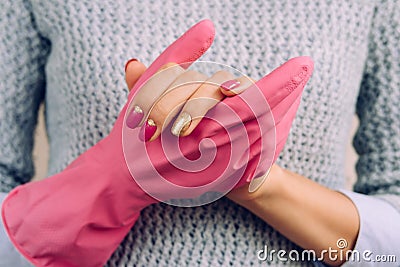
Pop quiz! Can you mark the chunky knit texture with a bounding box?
[1,0,399,266]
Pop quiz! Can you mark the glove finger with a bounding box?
[218,56,313,127]
[128,19,215,98]
[255,56,313,109]
[273,95,302,161]
[121,20,215,131]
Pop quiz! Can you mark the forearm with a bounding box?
[228,165,360,266]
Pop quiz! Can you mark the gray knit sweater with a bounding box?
[1,0,399,266]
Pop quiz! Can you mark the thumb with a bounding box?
[124,59,147,91]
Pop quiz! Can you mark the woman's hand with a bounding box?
[124,58,360,266]
[124,57,314,195]
[125,61,251,141]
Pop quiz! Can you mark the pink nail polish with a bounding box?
[126,105,144,129]
[220,79,240,91]
[139,119,157,142]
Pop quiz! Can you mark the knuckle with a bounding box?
[160,62,177,70]
[185,70,207,81]
[150,103,168,122]
[157,62,184,75]
[213,70,233,80]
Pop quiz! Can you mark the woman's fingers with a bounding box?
[124,59,147,91]
[142,70,208,141]
[126,63,185,129]
[126,62,252,141]
[219,76,254,97]
[171,71,236,136]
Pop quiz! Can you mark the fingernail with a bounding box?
[124,58,138,72]
[126,105,144,129]
[220,79,240,91]
[171,112,192,136]
[139,119,157,142]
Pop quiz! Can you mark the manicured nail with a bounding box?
[220,79,240,91]
[126,105,144,129]
[139,119,157,142]
[171,112,192,136]
[124,58,138,72]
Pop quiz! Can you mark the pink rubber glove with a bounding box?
[1,19,313,267]
[124,56,313,201]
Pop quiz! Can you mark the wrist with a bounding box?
[227,164,286,205]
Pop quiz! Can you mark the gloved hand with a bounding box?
[0,193,33,267]
[124,55,313,201]
[1,19,313,267]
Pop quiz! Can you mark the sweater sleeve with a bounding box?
[0,0,50,193]
[353,0,400,216]
[341,0,400,265]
